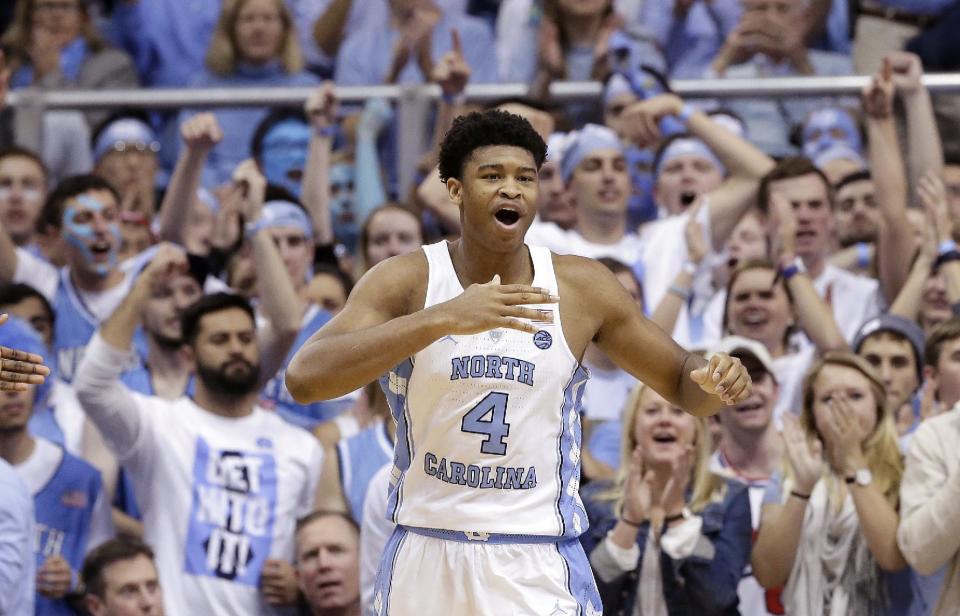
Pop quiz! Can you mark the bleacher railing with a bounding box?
[9,75,960,197]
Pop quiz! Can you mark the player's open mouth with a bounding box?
[494,208,520,227]
[680,191,698,207]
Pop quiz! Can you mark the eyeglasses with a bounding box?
[106,141,161,156]
[33,1,80,14]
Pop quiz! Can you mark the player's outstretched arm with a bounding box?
[570,258,750,417]
[286,251,558,403]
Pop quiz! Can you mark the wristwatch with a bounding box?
[845,468,873,487]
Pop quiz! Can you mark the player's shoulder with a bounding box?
[350,249,428,312]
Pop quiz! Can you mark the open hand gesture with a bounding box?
[684,198,708,265]
[435,274,558,336]
[431,29,471,97]
[917,170,952,243]
[232,159,267,223]
[782,414,822,494]
[0,314,50,391]
[621,445,655,523]
[690,352,752,405]
[822,392,868,476]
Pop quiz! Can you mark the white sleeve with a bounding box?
[73,333,149,460]
[659,515,705,559]
[301,440,324,516]
[84,489,116,555]
[360,464,395,616]
[13,247,58,303]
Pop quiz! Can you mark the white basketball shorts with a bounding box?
[372,526,602,615]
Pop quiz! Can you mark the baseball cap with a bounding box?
[707,336,777,384]
[853,314,925,380]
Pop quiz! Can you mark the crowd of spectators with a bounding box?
[1,0,960,614]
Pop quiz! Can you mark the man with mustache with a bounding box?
[74,244,323,616]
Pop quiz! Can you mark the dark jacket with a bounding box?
[580,477,752,616]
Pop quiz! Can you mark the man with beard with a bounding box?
[74,246,323,616]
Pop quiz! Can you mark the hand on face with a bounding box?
[690,352,752,406]
[821,392,869,475]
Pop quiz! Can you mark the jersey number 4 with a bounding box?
[461,392,510,455]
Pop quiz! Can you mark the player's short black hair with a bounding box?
[81,538,156,598]
[437,110,547,183]
[180,292,255,346]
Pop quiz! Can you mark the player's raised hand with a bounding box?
[0,314,50,391]
[690,352,751,405]
[181,112,224,153]
[436,274,559,336]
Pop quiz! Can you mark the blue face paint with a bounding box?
[261,120,310,199]
[802,108,862,160]
[64,194,120,276]
[329,163,358,251]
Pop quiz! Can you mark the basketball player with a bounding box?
[286,110,751,615]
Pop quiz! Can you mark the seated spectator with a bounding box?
[899,319,960,616]
[709,0,853,157]
[91,112,162,217]
[853,315,925,438]
[0,146,47,252]
[0,455,35,616]
[81,538,164,616]
[708,336,782,616]
[640,0,742,78]
[74,279,323,615]
[497,0,662,96]
[1,0,138,128]
[753,352,913,614]
[580,382,753,614]
[185,0,319,185]
[295,511,362,616]
[335,0,497,86]
[0,315,115,614]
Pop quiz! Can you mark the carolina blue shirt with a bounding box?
[179,62,320,186]
[640,0,742,78]
[335,13,499,85]
[336,422,393,523]
[0,459,34,616]
[110,0,221,87]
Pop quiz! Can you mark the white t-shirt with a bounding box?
[525,219,645,266]
[74,335,323,616]
[813,264,882,344]
[579,362,636,422]
[771,344,817,427]
[360,463,394,616]
[49,381,86,456]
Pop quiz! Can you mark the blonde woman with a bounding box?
[581,382,752,615]
[752,352,914,615]
[186,0,319,185]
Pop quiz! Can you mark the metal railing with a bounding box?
[9,74,960,196]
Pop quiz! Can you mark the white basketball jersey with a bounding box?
[379,241,590,538]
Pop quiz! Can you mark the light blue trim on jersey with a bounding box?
[557,537,603,616]
[336,421,394,523]
[404,525,567,544]
[373,526,409,616]
[555,364,590,538]
[379,359,415,523]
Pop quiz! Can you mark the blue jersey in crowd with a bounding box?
[336,421,393,523]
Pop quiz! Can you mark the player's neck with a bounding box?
[0,429,36,467]
[576,209,626,245]
[449,239,533,287]
[720,426,779,479]
[193,384,258,419]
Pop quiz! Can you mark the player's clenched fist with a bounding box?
[690,352,752,406]
[433,274,558,336]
